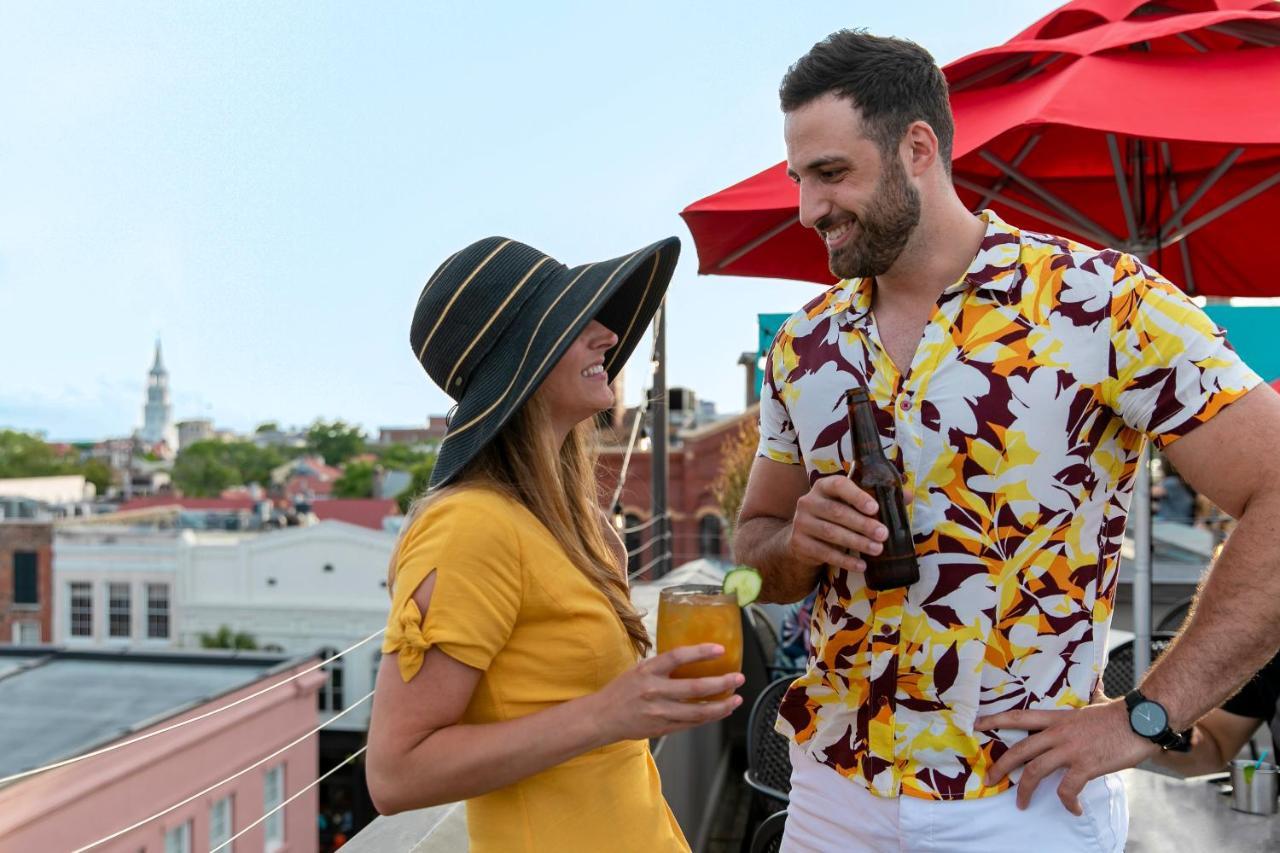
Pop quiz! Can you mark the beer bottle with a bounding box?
[845,386,919,590]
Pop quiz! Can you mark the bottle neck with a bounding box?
[847,396,884,460]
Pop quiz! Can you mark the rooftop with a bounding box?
[0,647,297,779]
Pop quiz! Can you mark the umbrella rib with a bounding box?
[1164,148,1244,232]
[953,176,1111,246]
[972,134,1042,211]
[1206,22,1280,48]
[1165,167,1280,247]
[979,150,1121,245]
[715,215,799,271]
[1107,134,1140,248]
[1159,143,1197,296]
[1009,53,1065,84]
[1176,33,1209,53]
[950,54,1029,93]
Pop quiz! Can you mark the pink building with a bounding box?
[0,648,325,852]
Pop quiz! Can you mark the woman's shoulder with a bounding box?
[403,486,527,540]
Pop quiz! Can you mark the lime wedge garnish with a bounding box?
[723,567,762,607]
[1244,765,1257,786]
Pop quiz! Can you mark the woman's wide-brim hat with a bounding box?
[410,235,680,490]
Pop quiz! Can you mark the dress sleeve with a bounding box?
[757,330,803,465]
[1102,256,1261,448]
[381,491,523,681]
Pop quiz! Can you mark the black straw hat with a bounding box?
[411,235,680,490]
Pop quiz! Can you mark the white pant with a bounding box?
[781,744,1127,852]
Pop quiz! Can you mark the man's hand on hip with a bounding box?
[976,700,1159,815]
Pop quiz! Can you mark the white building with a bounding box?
[178,521,395,731]
[175,418,214,450]
[52,520,395,730]
[53,526,248,649]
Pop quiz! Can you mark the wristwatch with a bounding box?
[1123,689,1189,750]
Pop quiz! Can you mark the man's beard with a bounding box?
[824,156,921,280]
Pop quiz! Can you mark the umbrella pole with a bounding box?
[1132,445,1154,684]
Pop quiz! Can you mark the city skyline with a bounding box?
[1,1,1066,441]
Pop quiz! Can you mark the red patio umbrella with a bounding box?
[680,0,1280,297]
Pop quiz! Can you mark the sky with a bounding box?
[0,1,1066,441]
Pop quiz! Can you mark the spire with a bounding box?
[152,338,165,374]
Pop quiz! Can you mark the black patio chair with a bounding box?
[748,809,787,853]
[745,675,794,806]
[1102,632,1178,698]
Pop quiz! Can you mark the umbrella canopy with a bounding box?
[680,0,1280,296]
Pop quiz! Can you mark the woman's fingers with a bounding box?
[645,643,725,677]
[666,672,744,701]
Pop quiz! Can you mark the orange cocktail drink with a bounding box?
[656,584,743,700]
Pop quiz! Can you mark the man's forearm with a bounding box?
[734,516,823,604]
[1140,492,1280,729]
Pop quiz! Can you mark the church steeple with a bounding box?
[139,338,177,450]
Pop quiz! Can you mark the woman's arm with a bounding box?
[365,574,742,814]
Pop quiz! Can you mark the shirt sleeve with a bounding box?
[1103,256,1262,448]
[381,490,523,681]
[757,329,803,465]
[1222,650,1280,721]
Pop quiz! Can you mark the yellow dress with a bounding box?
[382,487,690,853]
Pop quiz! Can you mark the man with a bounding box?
[1152,649,1279,778]
[733,30,1280,852]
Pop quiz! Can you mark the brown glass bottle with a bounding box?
[845,387,919,591]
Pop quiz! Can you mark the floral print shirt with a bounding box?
[758,210,1260,800]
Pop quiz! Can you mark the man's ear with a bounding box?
[903,120,939,178]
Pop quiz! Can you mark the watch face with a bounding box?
[1130,701,1169,738]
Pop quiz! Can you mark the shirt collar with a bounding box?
[832,209,1024,327]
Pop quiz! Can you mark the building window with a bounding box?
[317,647,344,712]
[163,819,192,853]
[146,583,170,639]
[698,514,725,558]
[209,793,233,851]
[69,582,93,637]
[263,763,285,850]
[108,583,132,639]
[13,621,40,644]
[13,551,38,605]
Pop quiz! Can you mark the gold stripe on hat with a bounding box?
[604,248,663,375]
[416,240,512,363]
[443,255,552,391]
[415,248,464,311]
[441,249,642,445]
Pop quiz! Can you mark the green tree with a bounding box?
[254,421,280,434]
[79,458,113,495]
[0,430,111,493]
[333,461,376,498]
[374,442,432,471]
[199,625,258,650]
[171,440,284,497]
[306,420,366,467]
[396,458,436,513]
[711,418,760,535]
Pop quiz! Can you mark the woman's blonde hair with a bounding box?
[390,392,651,658]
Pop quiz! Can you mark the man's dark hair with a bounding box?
[780,30,954,175]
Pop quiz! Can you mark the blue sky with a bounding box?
[0,1,1064,441]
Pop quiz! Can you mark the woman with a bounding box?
[366,235,742,852]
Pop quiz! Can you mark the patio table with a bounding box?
[1123,766,1279,851]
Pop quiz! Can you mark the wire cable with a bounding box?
[626,530,671,559]
[620,513,667,535]
[72,690,374,852]
[629,550,675,581]
[210,745,368,853]
[0,630,383,788]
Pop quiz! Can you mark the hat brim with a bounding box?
[428,236,679,490]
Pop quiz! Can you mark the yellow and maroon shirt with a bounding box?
[759,210,1260,801]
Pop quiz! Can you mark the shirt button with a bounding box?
[878,696,890,708]
[899,395,912,411]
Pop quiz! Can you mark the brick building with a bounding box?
[0,522,54,644]
[597,405,758,578]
